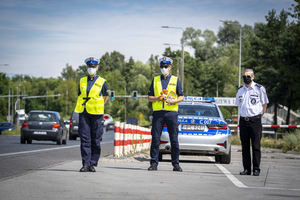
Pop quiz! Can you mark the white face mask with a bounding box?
[161,68,169,75]
[87,67,97,75]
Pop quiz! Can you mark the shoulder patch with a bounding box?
[255,83,262,88]
[238,86,243,90]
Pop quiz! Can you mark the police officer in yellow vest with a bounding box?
[75,57,108,172]
[148,57,184,172]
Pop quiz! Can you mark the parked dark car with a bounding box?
[126,117,138,125]
[69,111,79,140]
[21,110,67,145]
[0,122,15,135]
[106,122,115,131]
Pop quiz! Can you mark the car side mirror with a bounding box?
[225,118,233,124]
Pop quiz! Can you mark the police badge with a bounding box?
[251,98,256,104]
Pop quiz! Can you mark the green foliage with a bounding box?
[283,130,300,151]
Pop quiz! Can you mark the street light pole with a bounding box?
[162,26,185,90]
[220,20,242,136]
[216,81,220,97]
[118,81,126,121]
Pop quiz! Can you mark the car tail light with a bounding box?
[160,141,168,144]
[22,122,28,128]
[217,141,227,149]
[53,123,60,129]
[70,120,73,128]
[104,115,110,120]
[207,124,227,130]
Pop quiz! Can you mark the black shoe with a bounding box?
[240,169,251,175]
[148,165,157,171]
[89,165,96,172]
[79,165,89,172]
[173,165,183,172]
[253,170,260,176]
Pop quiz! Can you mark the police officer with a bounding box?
[148,56,184,172]
[75,57,108,172]
[235,69,269,176]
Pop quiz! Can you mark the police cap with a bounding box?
[85,57,99,66]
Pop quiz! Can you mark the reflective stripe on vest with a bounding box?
[152,75,178,111]
[74,76,105,114]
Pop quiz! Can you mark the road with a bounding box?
[0,129,114,181]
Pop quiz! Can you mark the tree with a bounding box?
[249,9,293,125]
[61,64,77,80]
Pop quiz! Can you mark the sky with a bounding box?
[0,0,296,78]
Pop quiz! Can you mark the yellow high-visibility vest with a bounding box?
[74,76,106,114]
[152,75,178,111]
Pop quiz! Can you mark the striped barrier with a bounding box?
[113,121,120,157]
[113,121,152,157]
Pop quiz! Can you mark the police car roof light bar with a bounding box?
[184,96,215,102]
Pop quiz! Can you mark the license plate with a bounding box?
[182,125,205,131]
[73,126,78,129]
[33,131,47,135]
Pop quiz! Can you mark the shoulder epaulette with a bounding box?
[238,86,243,90]
[255,83,262,88]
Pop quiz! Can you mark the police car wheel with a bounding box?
[27,139,32,144]
[220,147,231,164]
[159,152,163,161]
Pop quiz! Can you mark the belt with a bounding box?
[240,115,261,121]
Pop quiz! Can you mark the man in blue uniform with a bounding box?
[75,57,108,172]
[235,69,269,176]
[148,56,184,172]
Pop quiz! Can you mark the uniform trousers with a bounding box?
[239,115,262,172]
[78,111,103,167]
[150,111,180,166]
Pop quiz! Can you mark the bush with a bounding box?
[283,130,300,152]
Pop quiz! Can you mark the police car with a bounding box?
[159,97,231,164]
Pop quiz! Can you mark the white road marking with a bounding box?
[0,141,112,157]
[208,157,247,188]
[0,145,80,157]
[208,157,300,191]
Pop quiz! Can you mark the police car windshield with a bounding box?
[178,105,220,117]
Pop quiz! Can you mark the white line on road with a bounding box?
[0,145,80,157]
[208,157,300,191]
[0,141,112,157]
[208,157,247,188]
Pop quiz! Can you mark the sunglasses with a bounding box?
[160,65,169,68]
[243,75,251,78]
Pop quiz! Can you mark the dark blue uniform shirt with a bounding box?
[78,74,108,97]
[148,74,184,96]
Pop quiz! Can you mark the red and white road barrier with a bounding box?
[228,124,300,128]
[113,121,152,157]
[113,121,120,157]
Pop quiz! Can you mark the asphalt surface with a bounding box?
[0,129,114,181]
[1,133,300,199]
